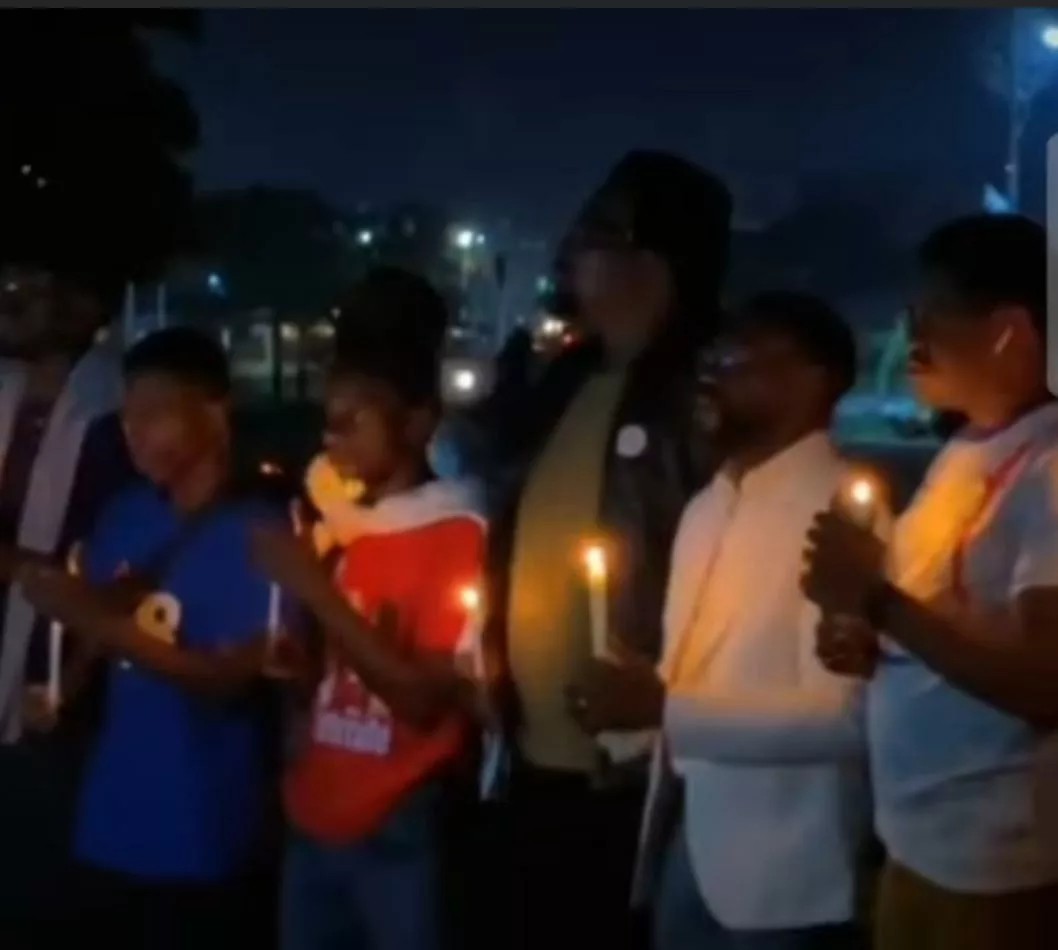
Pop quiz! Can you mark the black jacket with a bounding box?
[482,320,720,709]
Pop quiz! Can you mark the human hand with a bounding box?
[566,650,664,735]
[251,522,329,605]
[215,636,272,682]
[802,510,886,614]
[22,684,59,733]
[815,612,880,679]
[16,563,96,628]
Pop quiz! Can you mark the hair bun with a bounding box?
[334,267,448,360]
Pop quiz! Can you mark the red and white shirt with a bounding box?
[284,479,487,843]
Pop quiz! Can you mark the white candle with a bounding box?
[583,544,608,659]
[46,620,62,710]
[458,584,485,679]
[267,582,281,647]
[47,545,81,710]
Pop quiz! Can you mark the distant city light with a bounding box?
[540,317,565,338]
[207,272,223,293]
[454,228,477,250]
[35,177,46,189]
[331,307,341,318]
[357,229,373,246]
[536,276,553,294]
[1043,25,1058,50]
[20,165,30,176]
[474,233,485,247]
[453,369,478,392]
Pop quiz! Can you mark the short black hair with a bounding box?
[919,213,1046,335]
[332,267,448,407]
[734,291,858,401]
[123,327,231,400]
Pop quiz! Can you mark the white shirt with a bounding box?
[872,402,1058,893]
[637,432,872,930]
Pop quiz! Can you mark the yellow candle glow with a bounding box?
[459,585,482,614]
[845,476,877,528]
[582,543,609,658]
[583,544,607,584]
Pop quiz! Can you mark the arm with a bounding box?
[19,569,264,702]
[297,557,478,733]
[68,598,264,700]
[871,454,1058,729]
[871,583,1058,728]
[665,602,865,765]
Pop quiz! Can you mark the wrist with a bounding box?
[864,579,898,631]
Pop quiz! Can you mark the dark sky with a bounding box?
[156,9,1038,235]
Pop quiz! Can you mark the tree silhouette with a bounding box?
[0,11,200,287]
[196,187,359,315]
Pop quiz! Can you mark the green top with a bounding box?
[507,369,627,773]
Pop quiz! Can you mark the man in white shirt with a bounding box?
[804,214,1058,950]
[570,292,872,950]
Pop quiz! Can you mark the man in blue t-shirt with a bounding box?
[18,328,277,949]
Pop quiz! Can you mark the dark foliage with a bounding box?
[0,11,200,287]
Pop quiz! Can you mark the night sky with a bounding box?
[156,9,1045,236]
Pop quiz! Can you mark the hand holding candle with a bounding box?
[844,476,877,529]
[47,544,81,711]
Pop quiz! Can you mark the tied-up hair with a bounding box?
[331,267,448,408]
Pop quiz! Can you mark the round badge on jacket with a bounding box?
[615,424,648,458]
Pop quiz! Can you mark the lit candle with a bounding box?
[582,543,608,659]
[458,584,485,679]
[48,545,81,710]
[845,476,876,529]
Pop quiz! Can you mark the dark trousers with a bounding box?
[0,736,83,950]
[506,761,650,950]
[56,862,263,950]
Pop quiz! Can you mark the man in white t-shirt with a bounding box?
[803,213,1058,950]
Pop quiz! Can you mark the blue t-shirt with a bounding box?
[75,484,277,882]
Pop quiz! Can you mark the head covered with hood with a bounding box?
[553,149,733,357]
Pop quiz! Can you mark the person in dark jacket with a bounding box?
[482,150,732,950]
[0,251,135,945]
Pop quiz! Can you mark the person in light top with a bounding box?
[253,269,487,950]
[803,214,1058,950]
[570,293,873,949]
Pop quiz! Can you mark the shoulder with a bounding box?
[95,482,165,531]
[1011,444,1058,518]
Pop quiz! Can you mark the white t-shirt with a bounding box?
[869,402,1058,893]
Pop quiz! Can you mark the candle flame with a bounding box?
[459,585,482,613]
[848,478,874,508]
[583,544,607,581]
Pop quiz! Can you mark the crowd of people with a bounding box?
[0,148,1055,950]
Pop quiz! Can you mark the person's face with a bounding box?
[121,373,227,488]
[0,265,104,360]
[571,245,672,356]
[322,373,433,489]
[0,266,60,359]
[697,330,829,452]
[906,273,1034,413]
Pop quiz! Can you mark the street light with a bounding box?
[454,228,476,250]
[998,11,1058,210]
[356,229,373,247]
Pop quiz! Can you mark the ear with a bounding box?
[203,399,230,445]
[992,304,1037,350]
[404,404,438,450]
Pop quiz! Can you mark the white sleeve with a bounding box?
[1011,450,1058,594]
[665,600,866,765]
